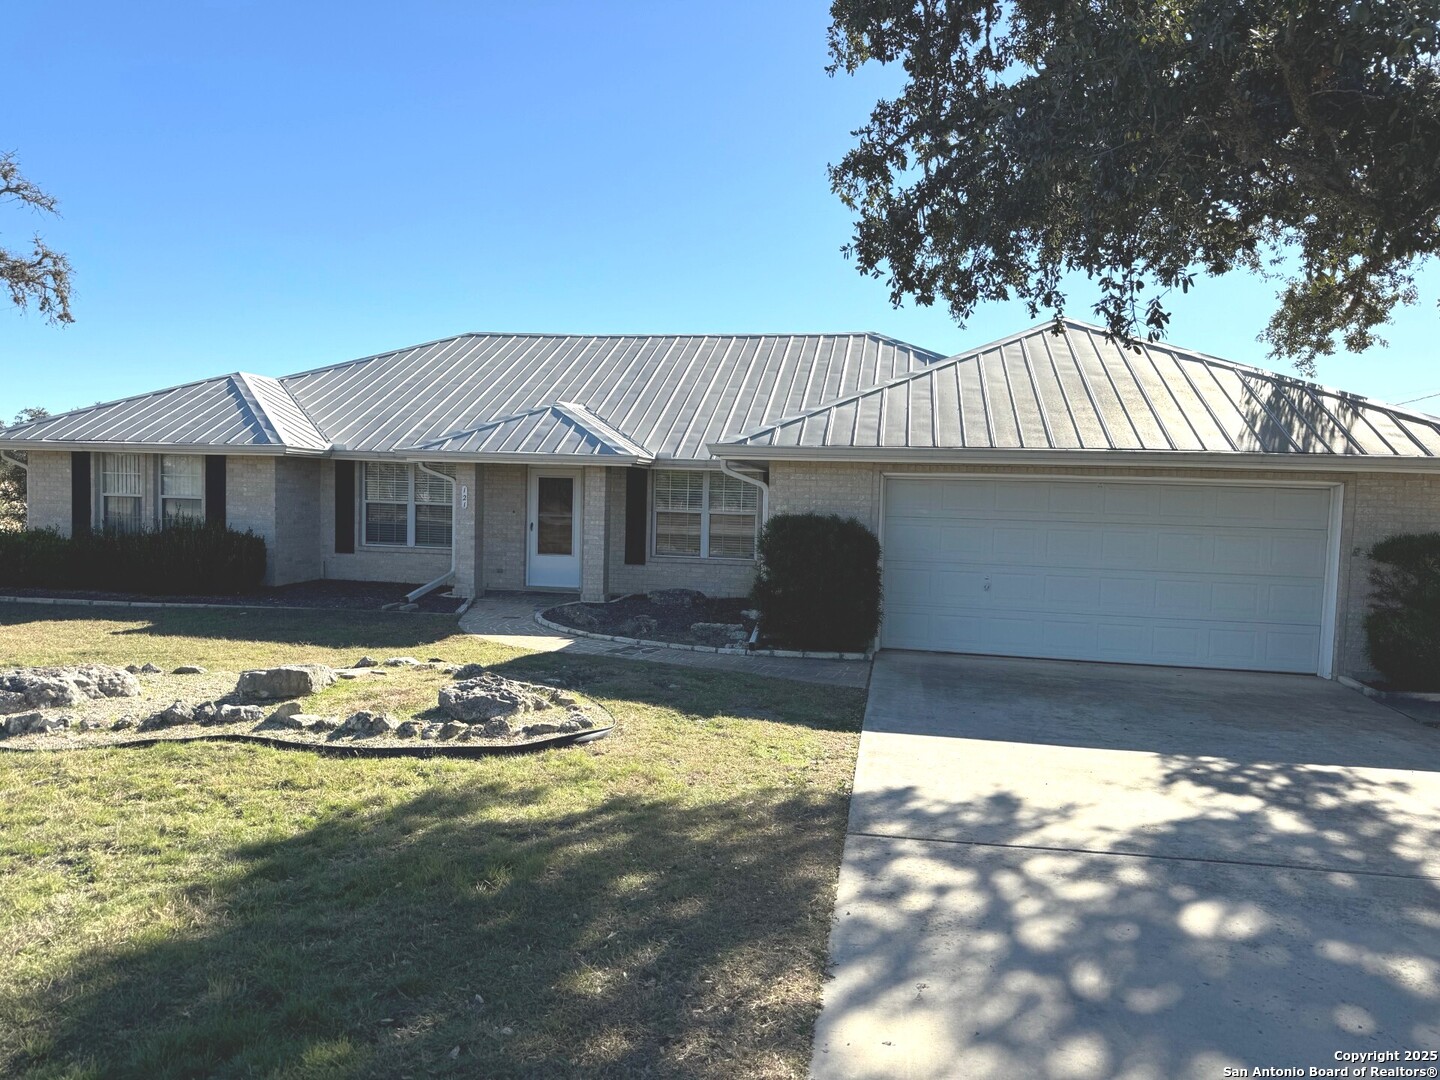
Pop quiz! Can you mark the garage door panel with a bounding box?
[881,478,1333,673]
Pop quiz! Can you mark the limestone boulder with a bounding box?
[235,665,336,701]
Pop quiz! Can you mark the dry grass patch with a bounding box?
[0,604,864,1079]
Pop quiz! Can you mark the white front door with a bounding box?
[526,469,582,589]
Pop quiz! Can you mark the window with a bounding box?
[362,462,453,547]
[653,470,758,559]
[100,453,144,532]
[161,454,204,522]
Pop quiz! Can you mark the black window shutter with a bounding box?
[70,451,91,536]
[204,455,227,527]
[334,461,355,554]
[624,467,647,565]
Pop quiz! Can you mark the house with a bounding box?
[3,319,1439,682]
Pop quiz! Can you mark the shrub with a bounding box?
[1364,532,1440,690]
[753,513,881,651]
[0,521,266,596]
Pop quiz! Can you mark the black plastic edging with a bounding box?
[0,725,613,759]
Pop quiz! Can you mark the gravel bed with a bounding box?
[544,594,756,646]
[0,580,464,613]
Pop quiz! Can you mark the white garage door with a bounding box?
[881,477,1335,674]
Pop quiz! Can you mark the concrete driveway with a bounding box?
[811,651,1440,1080]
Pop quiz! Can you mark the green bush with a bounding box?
[752,513,881,652]
[1364,532,1440,690]
[0,521,266,596]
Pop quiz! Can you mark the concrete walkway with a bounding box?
[812,651,1440,1080]
[459,592,871,689]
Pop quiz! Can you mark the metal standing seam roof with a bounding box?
[712,319,1440,462]
[279,332,943,460]
[400,401,654,462]
[0,372,328,454]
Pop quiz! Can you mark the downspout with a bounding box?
[0,449,28,473]
[720,459,769,522]
[405,462,458,603]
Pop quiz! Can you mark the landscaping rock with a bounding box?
[271,701,303,719]
[111,717,135,731]
[76,718,102,733]
[2,711,45,736]
[338,710,398,737]
[478,717,512,737]
[439,673,549,723]
[139,663,163,674]
[522,721,563,737]
[427,657,446,664]
[420,724,440,740]
[649,588,706,607]
[219,704,265,723]
[689,622,748,647]
[438,721,466,740]
[235,665,337,701]
[125,664,142,674]
[303,716,339,733]
[140,701,195,731]
[0,665,141,712]
[616,615,658,638]
[395,720,424,738]
[561,605,601,630]
[194,702,219,725]
[383,657,421,667]
[173,665,206,675]
[452,663,488,680]
[353,656,379,668]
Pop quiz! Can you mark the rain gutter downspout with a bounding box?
[0,450,28,473]
[405,462,459,603]
[720,459,769,523]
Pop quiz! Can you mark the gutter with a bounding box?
[703,444,1440,474]
[405,462,459,603]
[720,459,770,522]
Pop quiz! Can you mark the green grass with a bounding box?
[0,605,865,1079]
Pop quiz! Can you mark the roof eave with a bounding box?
[0,438,320,457]
[705,443,1440,472]
[393,450,654,466]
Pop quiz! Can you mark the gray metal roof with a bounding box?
[0,372,327,454]
[281,332,941,460]
[402,401,654,462]
[713,320,1440,462]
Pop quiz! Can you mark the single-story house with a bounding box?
[3,319,1438,682]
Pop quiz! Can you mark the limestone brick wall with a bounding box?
[23,450,72,533]
[481,464,527,591]
[317,461,453,586]
[226,456,278,584]
[272,457,323,586]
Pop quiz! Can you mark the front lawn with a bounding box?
[0,605,865,1079]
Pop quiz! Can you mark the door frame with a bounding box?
[877,472,1345,678]
[526,468,583,589]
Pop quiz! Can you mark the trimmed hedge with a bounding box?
[0,521,266,596]
[1364,532,1440,690]
[752,513,881,651]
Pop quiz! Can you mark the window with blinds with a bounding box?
[100,453,144,532]
[362,463,453,547]
[161,454,204,522]
[652,470,758,559]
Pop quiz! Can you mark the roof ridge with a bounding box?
[229,372,288,446]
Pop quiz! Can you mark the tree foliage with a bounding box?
[828,0,1440,372]
[0,407,48,530]
[1,151,73,325]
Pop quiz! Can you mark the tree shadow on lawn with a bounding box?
[7,778,849,1080]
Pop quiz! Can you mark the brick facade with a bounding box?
[23,450,71,533]
[27,449,1440,680]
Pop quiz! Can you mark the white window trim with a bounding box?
[98,452,146,532]
[651,469,758,561]
[360,462,453,550]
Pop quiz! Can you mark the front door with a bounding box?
[526,470,582,589]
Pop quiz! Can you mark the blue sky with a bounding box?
[3,0,1438,422]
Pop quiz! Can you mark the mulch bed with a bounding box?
[0,579,465,613]
[544,593,756,647]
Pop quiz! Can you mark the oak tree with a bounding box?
[828,0,1440,371]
